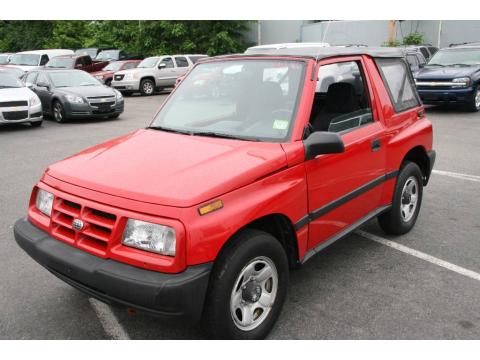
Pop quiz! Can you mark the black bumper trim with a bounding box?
[14,218,212,322]
[425,150,436,185]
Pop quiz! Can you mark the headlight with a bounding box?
[114,89,123,100]
[35,189,53,217]
[452,77,471,87]
[29,95,40,106]
[122,219,176,256]
[65,94,84,104]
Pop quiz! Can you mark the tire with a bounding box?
[467,85,480,112]
[30,121,42,127]
[52,101,66,123]
[203,229,288,340]
[140,78,155,96]
[378,161,423,235]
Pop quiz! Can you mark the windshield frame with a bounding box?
[427,48,480,66]
[137,57,160,68]
[149,57,308,143]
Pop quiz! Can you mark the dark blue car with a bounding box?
[414,44,480,111]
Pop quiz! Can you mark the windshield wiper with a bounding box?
[448,63,470,67]
[147,125,193,135]
[192,131,259,142]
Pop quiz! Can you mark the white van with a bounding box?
[7,49,74,72]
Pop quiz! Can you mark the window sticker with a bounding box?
[273,119,289,130]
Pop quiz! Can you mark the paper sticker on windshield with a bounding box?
[273,119,289,130]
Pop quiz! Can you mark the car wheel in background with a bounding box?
[140,79,155,96]
[467,85,480,112]
[378,161,423,235]
[203,229,288,339]
[52,101,66,123]
[30,121,42,127]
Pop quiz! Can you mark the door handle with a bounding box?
[371,139,381,152]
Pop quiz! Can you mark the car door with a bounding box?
[156,57,176,86]
[33,72,53,113]
[305,57,388,251]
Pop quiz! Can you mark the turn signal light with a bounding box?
[198,200,224,216]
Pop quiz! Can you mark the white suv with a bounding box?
[112,54,207,96]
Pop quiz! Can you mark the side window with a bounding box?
[40,55,49,65]
[75,58,84,67]
[310,61,374,134]
[36,72,50,85]
[123,62,137,70]
[119,51,127,60]
[419,47,430,59]
[377,58,420,113]
[175,56,189,67]
[25,72,38,85]
[428,47,438,56]
[160,57,174,68]
[83,56,92,66]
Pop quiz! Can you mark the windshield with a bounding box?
[75,48,97,58]
[9,54,40,66]
[47,57,74,69]
[0,72,23,88]
[0,55,10,65]
[138,57,159,68]
[428,49,480,66]
[96,50,119,61]
[150,60,305,142]
[103,61,123,71]
[49,71,101,87]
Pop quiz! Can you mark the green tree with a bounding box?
[46,21,93,49]
[0,21,54,52]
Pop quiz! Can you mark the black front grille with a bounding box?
[30,112,42,118]
[114,75,124,81]
[0,101,28,107]
[90,101,115,107]
[3,110,28,120]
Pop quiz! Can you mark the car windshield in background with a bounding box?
[0,73,23,88]
[151,60,305,142]
[0,55,10,65]
[49,71,100,87]
[96,50,119,61]
[137,57,159,68]
[103,62,123,71]
[9,54,40,66]
[47,58,74,68]
[0,68,24,78]
[428,49,480,66]
[75,48,97,58]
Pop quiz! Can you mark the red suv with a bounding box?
[14,46,435,339]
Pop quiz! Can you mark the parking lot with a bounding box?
[1,94,479,339]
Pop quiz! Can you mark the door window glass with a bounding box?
[160,57,174,68]
[175,57,189,67]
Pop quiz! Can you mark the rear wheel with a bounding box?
[52,101,66,123]
[203,229,288,339]
[467,85,480,112]
[140,79,155,96]
[378,161,423,235]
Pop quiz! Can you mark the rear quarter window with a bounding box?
[376,58,420,113]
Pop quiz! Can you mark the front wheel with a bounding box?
[203,229,288,339]
[378,161,423,235]
[140,79,155,96]
[467,85,480,112]
[52,101,66,123]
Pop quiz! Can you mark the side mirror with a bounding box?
[158,63,166,69]
[419,63,425,68]
[303,131,345,160]
[36,81,50,90]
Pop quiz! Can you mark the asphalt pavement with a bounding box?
[1,95,479,339]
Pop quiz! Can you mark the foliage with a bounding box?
[382,39,402,47]
[402,32,424,45]
[0,20,252,56]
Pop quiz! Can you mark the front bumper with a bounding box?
[417,87,475,105]
[63,100,124,119]
[14,218,212,322]
[0,103,42,124]
[112,79,140,92]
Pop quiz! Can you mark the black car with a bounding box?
[403,50,427,74]
[405,44,438,61]
[414,45,480,111]
[23,69,124,122]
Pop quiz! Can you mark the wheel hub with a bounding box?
[402,193,411,204]
[242,281,262,303]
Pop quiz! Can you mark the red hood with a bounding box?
[91,70,113,77]
[45,129,288,207]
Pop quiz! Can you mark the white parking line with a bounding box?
[433,169,480,183]
[88,298,130,340]
[356,230,480,282]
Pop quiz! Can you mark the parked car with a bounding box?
[246,42,330,54]
[112,54,207,95]
[0,52,13,65]
[75,48,105,59]
[414,44,480,111]
[0,66,26,79]
[6,49,74,72]
[0,71,42,127]
[14,46,435,339]
[23,69,124,122]
[46,54,109,73]
[95,49,143,62]
[91,60,141,86]
[405,44,438,61]
[403,49,427,74]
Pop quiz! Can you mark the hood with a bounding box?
[0,87,35,101]
[45,129,288,207]
[115,67,152,76]
[415,65,480,80]
[55,85,116,98]
[91,70,113,77]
